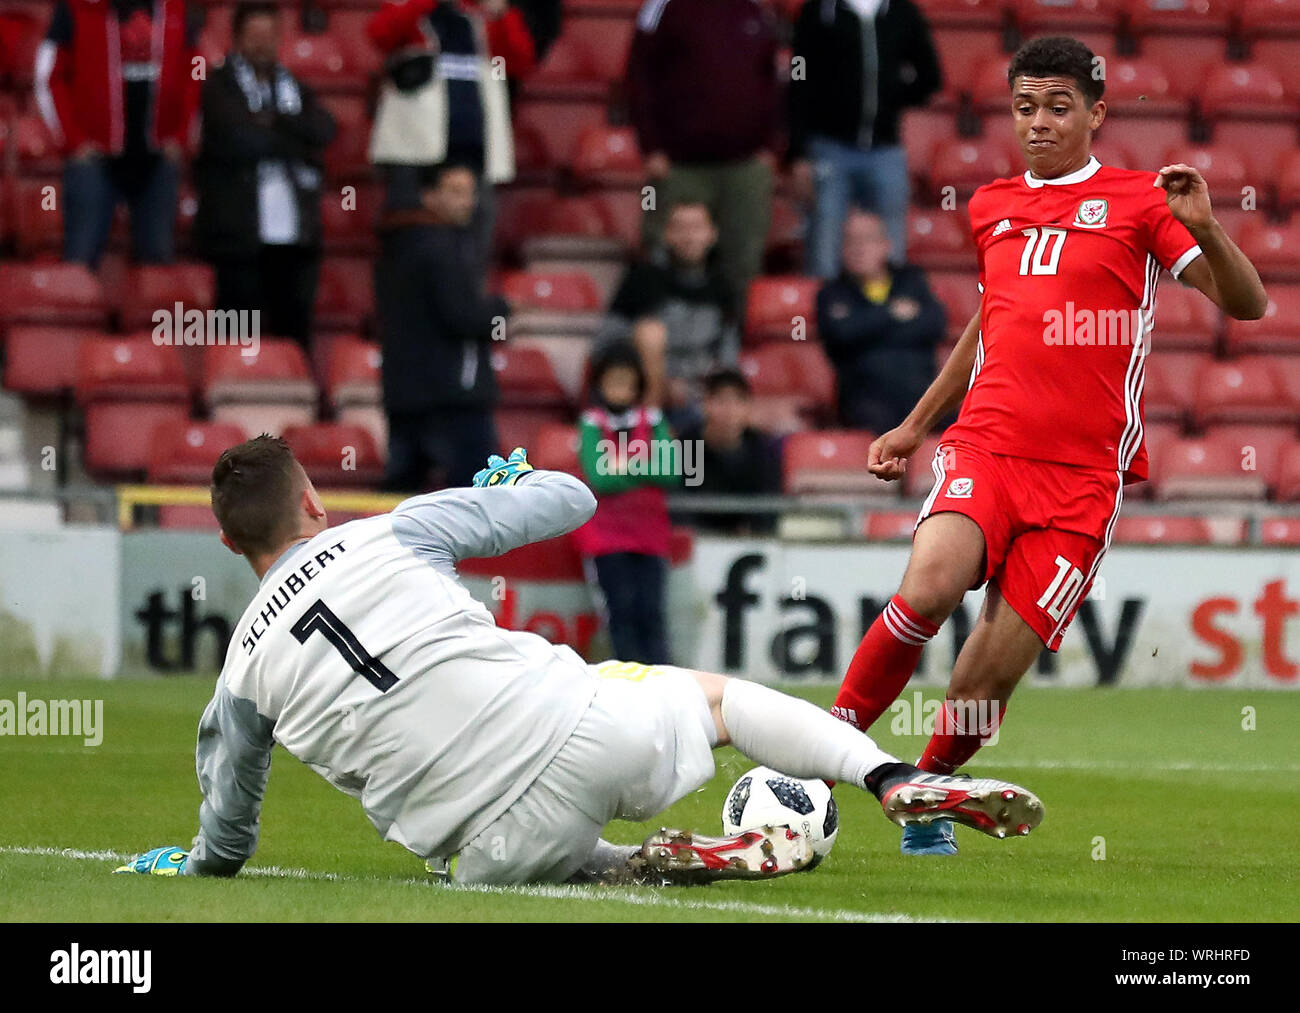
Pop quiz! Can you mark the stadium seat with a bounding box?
[0,264,109,327]
[530,422,581,475]
[496,407,572,455]
[1150,435,1269,500]
[1277,149,1300,212]
[1240,0,1300,34]
[1091,138,1139,170]
[0,10,42,88]
[1201,423,1293,491]
[571,125,643,188]
[516,193,632,262]
[1152,281,1221,352]
[1276,355,1300,412]
[1094,118,1191,170]
[1274,443,1300,500]
[320,183,380,253]
[1134,36,1228,99]
[147,421,249,484]
[901,109,961,187]
[203,338,319,436]
[744,276,820,345]
[1250,39,1300,102]
[1237,220,1300,284]
[120,263,217,331]
[929,135,1018,194]
[1097,55,1184,116]
[906,208,975,270]
[739,343,837,430]
[1128,0,1233,34]
[783,430,879,494]
[1198,62,1292,120]
[75,337,193,476]
[1111,515,1217,544]
[513,118,553,180]
[281,30,363,93]
[913,0,1005,30]
[1193,356,1292,426]
[2,325,98,396]
[926,271,982,339]
[324,337,382,409]
[1013,0,1119,30]
[320,96,371,177]
[863,510,919,541]
[1140,420,1184,484]
[522,15,634,100]
[1259,517,1300,543]
[315,257,374,332]
[1160,144,1250,203]
[11,110,61,174]
[969,56,1015,112]
[283,423,386,487]
[1224,285,1300,353]
[10,177,64,254]
[499,270,602,336]
[1142,351,1208,424]
[511,100,609,167]
[491,345,570,408]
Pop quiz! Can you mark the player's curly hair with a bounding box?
[211,434,302,556]
[1007,36,1104,105]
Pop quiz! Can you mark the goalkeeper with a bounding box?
[117,437,1043,885]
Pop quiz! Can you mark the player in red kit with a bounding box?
[831,36,1268,855]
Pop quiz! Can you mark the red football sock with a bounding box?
[831,595,939,732]
[918,699,1007,775]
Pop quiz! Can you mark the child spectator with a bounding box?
[573,343,680,664]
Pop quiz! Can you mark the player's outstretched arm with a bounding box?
[868,306,981,481]
[1157,163,1267,321]
[392,450,597,567]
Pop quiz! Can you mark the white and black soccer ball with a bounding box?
[722,766,839,863]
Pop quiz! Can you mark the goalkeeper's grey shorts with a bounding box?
[451,661,717,885]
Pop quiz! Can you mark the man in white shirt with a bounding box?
[117,437,1044,886]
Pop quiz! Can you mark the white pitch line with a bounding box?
[0,845,956,923]
[969,758,1300,773]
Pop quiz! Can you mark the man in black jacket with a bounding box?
[817,209,945,434]
[375,163,510,491]
[790,0,941,278]
[194,2,336,349]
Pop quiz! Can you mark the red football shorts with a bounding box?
[914,440,1123,651]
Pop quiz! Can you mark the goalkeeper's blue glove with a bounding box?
[113,846,188,876]
[472,447,534,488]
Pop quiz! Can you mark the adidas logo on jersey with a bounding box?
[992,218,1012,236]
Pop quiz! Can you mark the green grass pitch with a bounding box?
[2,676,1296,922]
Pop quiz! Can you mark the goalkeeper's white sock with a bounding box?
[720,678,908,794]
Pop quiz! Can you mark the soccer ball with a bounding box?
[722,766,839,863]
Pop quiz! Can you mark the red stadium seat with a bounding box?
[12,111,61,174]
[0,264,108,327]
[1150,435,1269,500]
[1249,39,1300,100]
[1193,356,1292,426]
[511,100,608,167]
[530,422,581,475]
[739,342,837,427]
[1201,423,1293,490]
[513,119,553,178]
[1094,117,1191,169]
[10,177,64,254]
[1278,150,1300,212]
[120,263,216,331]
[745,276,820,345]
[783,430,880,494]
[1111,515,1217,544]
[1236,219,1300,283]
[926,271,982,339]
[1140,420,1184,484]
[1274,443,1300,500]
[320,96,371,177]
[1091,138,1140,170]
[76,337,192,477]
[1239,0,1300,35]
[281,30,362,92]
[147,421,249,484]
[863,510,920,540]
[906,208,975,270]
[1198,62,1292,120]
[1133,36,1226,100]
[496,407,572,455]
[912,0,1006,28]
[491,345,569,408]
[901,110,961,185]
[203,338,318,435]
[499,270,602,312]
[1097,55,1184,115]
[1152,281,1221,352]
[523,15,634,100]
[1224,285,1300,353]
[970,56,1015,112]
[1012,0,1120,31]
[1277,355,1300,412]
[1143,351,1208,424]
[315,257,374,332]
[2,325,98,396]
[1128,0,1233,34]
[1259,517,1300,543]
[571,125,642,188]
[0,11,42,88]
[320,183,380,253]
[324,337,382,409]
[515,193,634,261]
[283,423,385,487]
[929,135,1019,194]
[1160,144,1250,203]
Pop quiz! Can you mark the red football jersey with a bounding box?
[941,156,1201,482]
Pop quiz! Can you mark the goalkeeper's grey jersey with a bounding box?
[185,471,599,876]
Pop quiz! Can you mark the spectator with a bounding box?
[676,369,783,535]
[817,209,945,434]
[367,0,523,262]
[598,201,739,432]
[573,343,679,665]
[375,163,510,491]
[194,2,337,351]
[626,0,780,301]
[790,0,941,278]
[34,0,203,267]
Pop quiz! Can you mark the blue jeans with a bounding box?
[63,154,179,266]
[806,137,910,279]
[384,406,498,491]
[592,552,669,665]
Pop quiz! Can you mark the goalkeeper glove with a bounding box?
[113,846,188,876]
[472,447,534,488]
